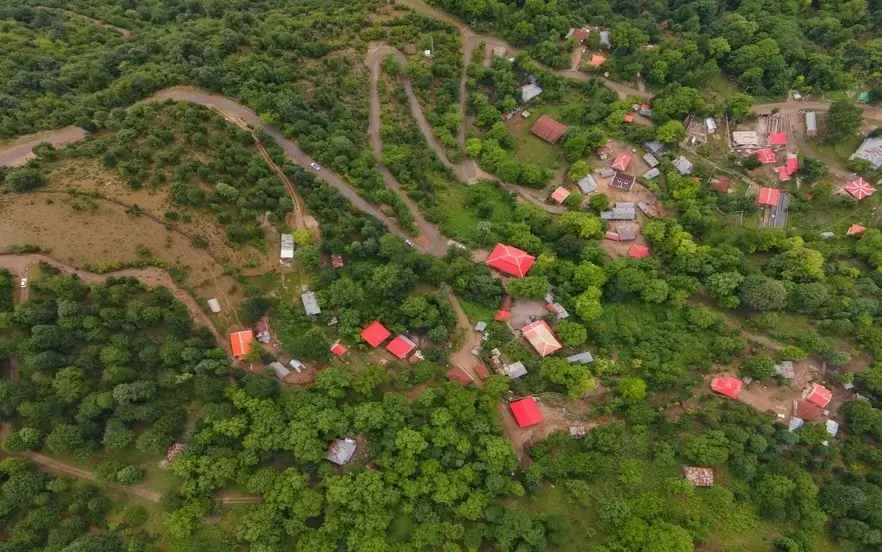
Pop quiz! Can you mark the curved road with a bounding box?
[37,7,133,38]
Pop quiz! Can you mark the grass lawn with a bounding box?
[509,485,605,551]
[433,176,511,246]
[459,297,498,324]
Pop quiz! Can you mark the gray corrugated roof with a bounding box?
[645,140,664,154]
[643,168,660,179]
[302,291,321,315]
[504,361,527,379]
[567,352,594,364]
[270,361,291,379]
[474,321,487,332]
[617,224,636,241]
[673,156,693,175]
[643,153,659,167]
[805,111,817,131]
[327,438,357,465]
[577,174,598,193]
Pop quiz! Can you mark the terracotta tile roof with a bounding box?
[530,115,568,143]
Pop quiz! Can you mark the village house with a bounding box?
[530,115,568,144]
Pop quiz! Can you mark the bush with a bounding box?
[779,346,807,362]
[740,356,775,380]
[116,465,146,485]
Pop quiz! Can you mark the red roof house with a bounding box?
[521,320,562,357]
[623,113,634,123]
[844,177,876,200]
[847,224,866,236]
[757,187,780,207]
[510,396,543,428]
[229,330,255,359]
[806,383,832,408]
[386,335,416,359]
[486,243,536,278]
[754,149,776,164]
[551,186,571,203]
[775,154,799,182]
[769,132,788,147]
[628,244,650,259]
[331,254,345,268]
[530,115,568,144]
[361,321,391,348]
[330,342,348,357]
[683,466,714,487]
[794,400,824,421]
[445,365,474,387]
[711,376,743,399]
[710,177,729,193]
[567,27,589,42]
[611,152,632,171]
[589,54,607,67]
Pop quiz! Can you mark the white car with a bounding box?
[404,239,415,248]
[20,278,27,288]
[310,162,321,171]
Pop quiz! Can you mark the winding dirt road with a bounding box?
[0,253,229,354]
[36,7,133,38]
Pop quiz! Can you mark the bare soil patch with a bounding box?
[0,194,242,330]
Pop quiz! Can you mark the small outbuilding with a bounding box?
[510,396,543,428]
[327,438,357,465]
[567,351,594,364]
[445,365,475,387]
[207,298,221,314]
[642,153,660,168]
[330,342,348,357]
[672,156,693,175]
[643,168,660,180]
[503,361,528,379]
[805,112,817,137]
[806,383,832,408]
[847,224,866,236]
[577,174,598,194]
[628,244,650,260]
[270,361,291,380]
[280,233,295,260]
[229,330,255,359]
[757,187,781,207]
[521,320,562,357]
[551,186,571,203]
[683,466,714,487]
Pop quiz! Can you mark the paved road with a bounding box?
[0,127,86,166]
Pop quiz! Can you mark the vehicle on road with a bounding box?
[20,278,27,288]
[405,239,415,248]
[310,162,321,171]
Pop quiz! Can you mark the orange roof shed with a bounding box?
[229,330,254,358]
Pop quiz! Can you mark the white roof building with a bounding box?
[327,438,357,465]
[207,298,221,313]
[705,118,717,134]
[302,291,321,315]
[851,137,882,169]
[280,233,295,260]
[270,361,291,380]
[503,361,528,379]
[521,83,543,103]
[732,131,759,147]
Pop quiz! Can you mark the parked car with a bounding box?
[310,162,321,171]
[20,278,27,288]
[404,239,415,248]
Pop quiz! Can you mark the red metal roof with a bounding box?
[386,335,416,359]
[331,254,344,268]
[494,309,511,322]
[551,186,571,203]
[628,244,650,259]
[847,224,866,236]
[229,330,254,358]
[605,231,621,241]
[486,243,536,278]
[711,376,742,399]
[510,396,543,428]
[521,320,562,357]
[711,177,729,193]
[623,113,634,123]
[360,321,391,348]
[330,342,348,357]
[755,149,776,164]
[611,152,632,171]
[795,400,824,421]
[474,363,490,379]
[569,28,588,42]
[844,177,876,200]
[445,365,474,386]
[757,187,780,206]
[590,54,606,67]
[806,383,832,407]
[769,132,788,146]
[530,115,568,144]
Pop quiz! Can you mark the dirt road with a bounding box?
[21,452,162,501]
[0,253,229,354]
[396,0,652,101]
[752,100,882,123]
[366,46,449,253]
[446,293,484,386]
[0,127,86,167]
[36,7,132,38]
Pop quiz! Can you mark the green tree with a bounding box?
[683,430,729,465]
[617,377,646,404]
[506,276,549,299]
[740,355,775,380]
[556,321,587,347]
[567,160,591,182]
[560,211,603,239]
[294,245,321,270]
[657,120,686,144]
[740,274,787,311]
[825,100,862,143]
